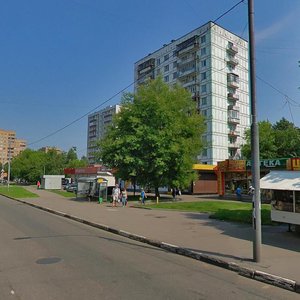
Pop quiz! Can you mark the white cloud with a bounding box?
[256,9,299,43]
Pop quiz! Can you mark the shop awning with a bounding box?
[260,171,300,191]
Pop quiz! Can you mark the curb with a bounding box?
[9,196,300,294]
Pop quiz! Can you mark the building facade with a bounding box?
[39,146,63,154]
[87,105,121,164]
[0,129,27,166]
[134,21,250,165]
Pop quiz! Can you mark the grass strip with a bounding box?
[148,201,272,225]
[0,185,38,198]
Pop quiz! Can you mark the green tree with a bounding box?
[273,118,300,157]
[11,149,46,183]
[66,147,78,162]
[96,77,205,197]
[241,120,277,159]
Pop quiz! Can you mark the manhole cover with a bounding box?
[36,257,62,265]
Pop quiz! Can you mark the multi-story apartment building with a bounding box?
[134,21,249,165]
[0,129,27,166]
[87,105,121,164]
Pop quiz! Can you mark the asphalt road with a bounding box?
[0,195,297,300]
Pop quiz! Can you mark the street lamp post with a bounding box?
[248,0,261,262]
[7,137,11,189]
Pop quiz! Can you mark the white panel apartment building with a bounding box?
[134,21,249,165]
[87,105,121,164]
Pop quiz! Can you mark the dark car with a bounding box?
[66,183,77,192]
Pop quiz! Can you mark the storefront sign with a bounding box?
[246,158,287,169]
[217,160,228,172]
[228,160,246,171]
[287,158,300,171]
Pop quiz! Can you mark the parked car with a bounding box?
[66,183,77,192]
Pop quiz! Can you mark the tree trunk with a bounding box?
[133,177,136,196]
[155,186,160,199]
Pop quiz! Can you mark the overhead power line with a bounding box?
[28,0,246,147]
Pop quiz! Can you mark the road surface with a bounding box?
[0,195,297,299]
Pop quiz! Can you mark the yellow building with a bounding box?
[0,129,27,166]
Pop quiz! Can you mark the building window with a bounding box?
[202,148,208,157]
[200,35,206,43]
[202,109,208,117]
[164,75,169,82]
[201,72,207,81]
[201,84,207,93]
[164,65,169,72]
[173,61,177,68]
[157,58,161,65]
[201,59,207,68]
[156,69,161,75]
[173,72,178,79]
[201,47,206,56]
[164,54,169,61]
[201,96,207,105]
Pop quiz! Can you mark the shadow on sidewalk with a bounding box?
[183,212,300,253]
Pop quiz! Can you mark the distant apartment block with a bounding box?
[39,146,63,154]
[87,105,121,164]
[0,129,27,166]
[134,21,250,165]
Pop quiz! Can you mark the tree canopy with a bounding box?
[241,118,300,159]
[9,147,88,183]
[96,77,205,195]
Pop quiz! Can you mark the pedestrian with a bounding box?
[140,188,147,205]
[121,188,128,207]
[112,184,120,207]
[236,186,242,201]
[172,188,176,201]
[37,180,41,189]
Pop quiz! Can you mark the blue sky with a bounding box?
[0,0,300,158]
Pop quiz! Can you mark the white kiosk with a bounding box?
[260,170,300,225]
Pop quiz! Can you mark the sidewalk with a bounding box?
[15,186,300,293]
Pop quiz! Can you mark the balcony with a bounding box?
[228,116,240,124]
[228,105,239,111]
[137,58,155,73]
[176,54,198,65]
[227,44,238,55]
[181,80,197,88]
[177,67,197,78]
[227,57,239,67]
[227,73,239,89]
[192,91,200,100]
[228,130,240,137]
[228,142,239,148]
[227,80,239,89]
[227,92,239,101]
[176,36,199,56]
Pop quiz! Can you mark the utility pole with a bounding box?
[248,0,261,262]
[7,137,12,189]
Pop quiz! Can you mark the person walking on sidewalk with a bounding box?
[236,186,242,201]
[172,188,176,201]
[140,188,147,205]
[37,181,41,189]
[112,184,120,207]
[121,188,128,207]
